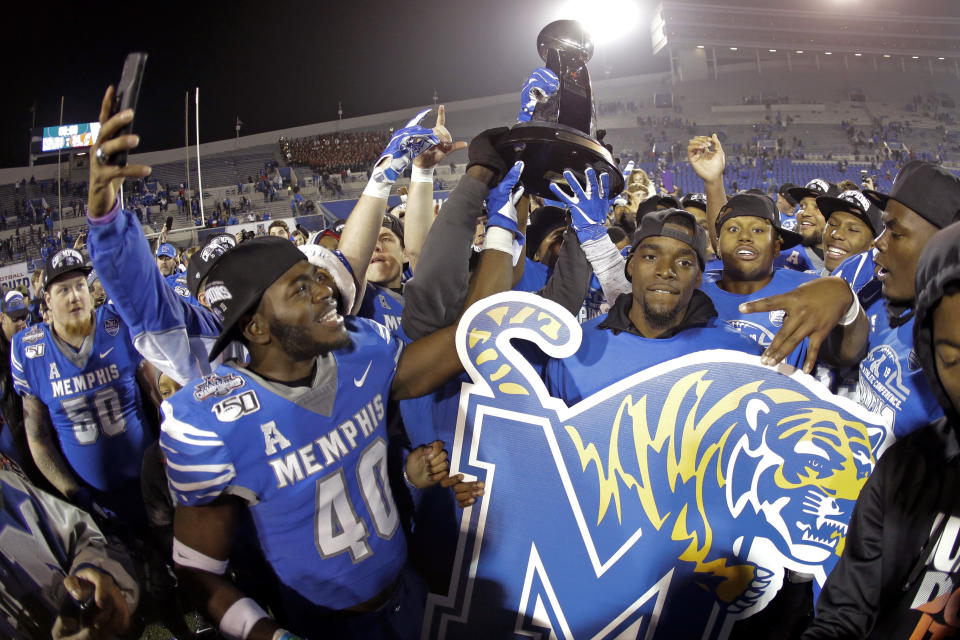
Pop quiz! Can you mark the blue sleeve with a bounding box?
[87,202,225,385]
[159,398,238,507]
[9,335,31,397]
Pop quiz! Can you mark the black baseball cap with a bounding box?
[44,248,92,290]
[526,206,568,260]
[629,208,708,271]
[205,236,307,361]
[680,193,707,212]
[778,183,800,206]
[716,193,803,250]
[187,233,238,298]
[787,179,841,204]
[817,190,883,236]
[381,212,404,247]
[636,195,680,222]
[863,160,960,230]
[1,291,28,320]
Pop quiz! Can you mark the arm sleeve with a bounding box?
[401,175,490,341]
[538,229,592,317]
[86,201,224,385]
[802,452,888,639]
[159,399,238,507]
[579,235,631,304]
[10,337,31,397]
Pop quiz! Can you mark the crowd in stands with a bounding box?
[280,130,390,174]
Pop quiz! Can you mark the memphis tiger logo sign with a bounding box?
[423,291,892,640]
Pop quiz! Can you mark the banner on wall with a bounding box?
[0,262,32,296]
[422,291,892,639]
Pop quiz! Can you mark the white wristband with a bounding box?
[219,597,268,640]
[839,285,862,326]
[483,226,516,257]
[410,165,435,183]
[363,175,393,199]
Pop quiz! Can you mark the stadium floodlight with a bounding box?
[883,54,891,58]
[825,51,833,55]
[769,49,777,52]
[912,55,920,59]
[730,47,738,51]
[795,50,804,54]
[854,53,862,56]
[939,57,946,60]
[557,0,640,44]
[697,45,705,48]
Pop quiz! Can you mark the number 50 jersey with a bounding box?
[10,305,153,493]
[160,318,406,611]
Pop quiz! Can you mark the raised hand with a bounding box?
[370,109,441,188]
[687,133,725,184]
[518,67,560,123]
[549,167,611,243]
[413,105,467,169]
[88,86,152,218]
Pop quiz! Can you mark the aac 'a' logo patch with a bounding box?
[193,373,245,401]
[423,291,892,640]
[104,317,120,337]
[22,326,44,344]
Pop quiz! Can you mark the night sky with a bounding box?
[3,0,958,169]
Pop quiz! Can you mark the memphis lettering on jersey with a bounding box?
[908,514,960,639]
[50,364,121,398]
[267,394,385,488]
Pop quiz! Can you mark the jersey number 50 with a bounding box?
[314,438,399,562]
[61,387,127,444]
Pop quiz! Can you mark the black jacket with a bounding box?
[803,221,960,638]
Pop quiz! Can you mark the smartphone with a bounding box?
[106,52,148,167]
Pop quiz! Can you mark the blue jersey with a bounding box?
[700,268,816,370]
[10,306,152,495]
[775,246,817,272]
[161,318,406,610]
[831,249,880,302]
[514,257,550,294]
[165,272,202,307]
[857,296,943,438]
[545,316,761,404]
[577,274,606,324]
[357,283,403,335]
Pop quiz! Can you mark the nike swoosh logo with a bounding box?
[353,361,372,387]
[99,347,114,359]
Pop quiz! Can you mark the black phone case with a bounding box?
[107,52,148,167]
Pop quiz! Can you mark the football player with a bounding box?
[11,248,159,527]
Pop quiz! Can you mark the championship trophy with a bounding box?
[496,20,624,199]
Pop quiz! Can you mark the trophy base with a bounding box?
[494,122,624,200]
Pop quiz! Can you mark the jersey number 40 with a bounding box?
[314,438,399,562]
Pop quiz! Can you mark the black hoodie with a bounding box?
[803,222,960,639]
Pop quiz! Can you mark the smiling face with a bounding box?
[823,211,874,272]
[873,200,939,304]
[796,197,826,246]
[717,215,780,286]
[367,228,404,288]
[628,228,702,337]
[251,261,350,361]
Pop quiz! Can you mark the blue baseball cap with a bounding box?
[2,291,28,319]
[156,243,177,258]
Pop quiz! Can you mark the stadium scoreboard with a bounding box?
[39,122,101,152]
